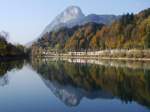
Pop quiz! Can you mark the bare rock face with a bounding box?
[42,6,85,35]
[40,6,118,37]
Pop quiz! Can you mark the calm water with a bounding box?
[0,59,150,112]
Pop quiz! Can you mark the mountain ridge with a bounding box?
[31,8,150,52]
[39,6,118,39]
[26,6,118,47]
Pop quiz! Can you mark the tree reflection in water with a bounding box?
[32,58,150,108]
[0,60,25,86]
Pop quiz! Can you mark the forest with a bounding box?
[32,8,150,53]
[0,32,29,59]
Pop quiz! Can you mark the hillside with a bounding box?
[33,22,104,52]
[0,32,28,59]
[38,6,118,39]
[32,8,150,55]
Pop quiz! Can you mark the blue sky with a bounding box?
[0,0,149,44]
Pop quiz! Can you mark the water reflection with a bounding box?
[32,58,150,108]
[0,60,25,86]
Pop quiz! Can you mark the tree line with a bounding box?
[0,32,29,58]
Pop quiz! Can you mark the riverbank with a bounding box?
[37,49,150,61]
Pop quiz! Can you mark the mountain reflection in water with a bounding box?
[0,59,150,112]
[31,58,150,108]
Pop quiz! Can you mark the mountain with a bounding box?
[40,6,118,38]
[31,8,150,54]
[41,6,85,36]
[26,6,118,47]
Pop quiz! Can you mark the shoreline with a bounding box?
[32,55,150,70]
[41,55,150,61]
[32,49,150,61]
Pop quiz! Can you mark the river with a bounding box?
[0,59,150,112]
